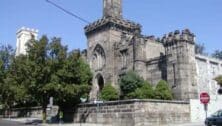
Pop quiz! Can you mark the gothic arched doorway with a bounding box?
[97,74,104,92]
[97,75,104,91]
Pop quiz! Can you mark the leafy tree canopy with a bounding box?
[23,36,92,108]
[0,44,17,108]
[212,50,222,60]
[195,43,207,55]
[0,44,14,70]
[0,36,92,122]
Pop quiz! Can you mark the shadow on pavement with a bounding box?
[24,119,42,125]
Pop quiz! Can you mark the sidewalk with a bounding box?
[161,122,204,126]
[41,122,204,126]
[42,122,204,126]
[3,117,41,123]
[41,123,111,126]
[3,118,204,126]
[3,118,111,126]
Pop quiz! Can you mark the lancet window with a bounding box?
[91,44,106,70]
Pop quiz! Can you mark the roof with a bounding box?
[84,17,141,35]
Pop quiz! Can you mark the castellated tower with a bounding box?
[16,27,38,56]
[85,0,141,100]
[103,0,122,18]
[162,29,198,100]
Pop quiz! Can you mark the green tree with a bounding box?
[154,80,173,100]
[24,36,92,122]
[0,60,4,90]
[0,45,14,69]
[4,55,35,107]
[99,83,119,101]
[195,43,207,55]
[214,75,222,87]
[0,44,14,85]
[212,50,222,60]
[119,70,144,99]
[0,45,22,110]
[25,36,51,122]
[132,81,154,99]
[1,37,92,121]
[43,48,92,108]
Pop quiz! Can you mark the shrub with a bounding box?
[99,84,119,101]
[154,80,173,100]
[119,70,144,99]
[133,81,154,99]
[214,75,222,87]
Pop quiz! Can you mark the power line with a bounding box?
[45,0,134,39]
[45,0,90,24]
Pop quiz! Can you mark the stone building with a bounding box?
[84,0,222,101]
[16,27,38,56]
[15,0,221,102]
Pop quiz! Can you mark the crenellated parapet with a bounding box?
[161,29,195,46]
[84,17,141,36]
[16,26,38,34]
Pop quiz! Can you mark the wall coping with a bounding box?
[11,106,58,111]
[79,99,189,107]
[196,54,222,64]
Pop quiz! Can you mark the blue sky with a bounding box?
[1,0,222,54]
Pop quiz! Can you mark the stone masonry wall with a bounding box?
[195,55,222,98]
[5,106,58,118]
[74,99,190,126]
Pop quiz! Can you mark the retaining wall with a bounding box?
[74,99,190,126]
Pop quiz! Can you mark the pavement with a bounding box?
[2,118,111,126]
[0,118,34,126]
[45,123,204,126]
[41,124,111,126]
[41,123,204,126]
[161,122,204,126]
[2,118,205,126]
[3,118,44,126]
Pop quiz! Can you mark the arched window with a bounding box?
[120,49,128,69]
[91,44,106,70]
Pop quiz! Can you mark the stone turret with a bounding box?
[103,0,122,18]
[16,27,38,56]
[162,29,195,46]
[86,0,142,100]
[162,29,198,100]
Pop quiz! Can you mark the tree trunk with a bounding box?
[42,105,47,123]
[42,95,48,123]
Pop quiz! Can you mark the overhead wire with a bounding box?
[45,0,90,24]
[45,0,138,70]
[45,0,134,39]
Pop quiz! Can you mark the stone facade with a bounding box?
[74,99,190,126]
[85,0,203,101]
[195,55,222,98]
[16,27,38,56]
